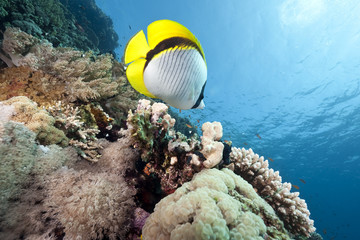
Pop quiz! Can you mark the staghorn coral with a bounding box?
[229,147,315,237]
[2,96,68,146]
[142,168,290,240]
[45,167,136,240]
[1,27,121,103]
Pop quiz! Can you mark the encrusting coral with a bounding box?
[229,147,316,237]
[142,168,290,240]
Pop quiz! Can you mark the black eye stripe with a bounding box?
[144,37,204,71]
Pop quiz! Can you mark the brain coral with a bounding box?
[142,168,290,240]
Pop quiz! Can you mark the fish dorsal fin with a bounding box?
[125,58,156,98]
[124,30,151,64]
[147,20,205,59]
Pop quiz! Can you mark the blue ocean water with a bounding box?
[96,0,360,239]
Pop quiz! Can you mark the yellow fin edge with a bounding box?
[124,30,151,64]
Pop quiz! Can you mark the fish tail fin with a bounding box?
[126,58,156,98]
[124,30,151,64]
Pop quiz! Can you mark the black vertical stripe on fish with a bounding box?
[171,47,191,94]
[163,49,178,91]
[192,81,206,109]
[158,49,170,86]
[169,48,187,94]
[168,48,183,94]
[178,50,198,99]
[175,49,194,99]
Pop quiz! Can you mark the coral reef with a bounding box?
[200,121,224,168]
[142,168,290,240]
[122,99,203,194]
[229,147,316,237]
[0,0,118,55]
[0,121,37,217]
[2,96,68,146]
[45,168,136,240]
[0,27,119,102]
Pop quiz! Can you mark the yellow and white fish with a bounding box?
[124,19,207,109]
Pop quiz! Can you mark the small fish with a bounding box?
[292,184,300,190]
[268,157,274,162]
[323,229,327,235]
[143,163,152,176]
[186,124,192,128]
[244,142,248,145]
[189,115,191,118]
[179,109,182,113]
[129,25,132,30]
[197,119,200,123]
[124,20,207,109]
[300,179,306,184]
[195,126,198,129]
[256,133,261,139]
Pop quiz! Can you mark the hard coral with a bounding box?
[230,147,315,237]
[200,121,224,168]
[1,27,121,103]
[2,96,68,146]
[142,168,290,240]
[122,99,202,193]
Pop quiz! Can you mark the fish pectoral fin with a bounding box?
[124,30,151,64]
[126,58,156,98]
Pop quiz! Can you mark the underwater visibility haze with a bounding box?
[96,0,360,239]
[0,0,359,239]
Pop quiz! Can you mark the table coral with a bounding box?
[142,168,291,240]
[230,147,316,237]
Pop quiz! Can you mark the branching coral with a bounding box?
[229,147,316,237]
[2,96,68,146]
[47,101,104,162]
[142,168,290,240]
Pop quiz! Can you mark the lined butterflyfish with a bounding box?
[124,19,207,109]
